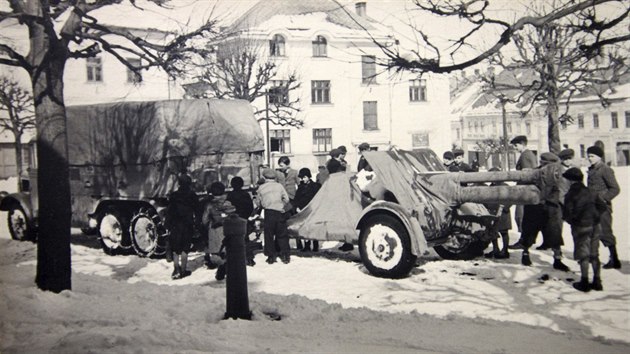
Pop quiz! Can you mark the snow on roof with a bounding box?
[229,0,381,34]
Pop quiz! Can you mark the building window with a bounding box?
[507,122,512,133]
[526,122,531,135]
[86,57,102,82]
[363,101,378,131]
[269,129,290,153]
[474,121,478,132]
[126,58,142,83]
[577,113,584,129]
[313,128,332,152]
[268,80,289,105]
[269,34,285,56]
[593,113,599,128]
[361,55,376,84]
[312,35,327,57]
[456,128,460,140]
[579,144,585,158]
[409,79,427,102]
[492,121,497,132]
[311,80,331,104]
[625,111,630,128]
[611,112,619,129]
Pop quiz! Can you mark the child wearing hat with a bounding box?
[586,145,621,269]
[294,167,322,252]
[257,168,291,264]
[563,167,607,292]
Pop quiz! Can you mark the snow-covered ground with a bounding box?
[1,168,629,353]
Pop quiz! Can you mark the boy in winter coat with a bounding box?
[166,174,199,280]
[294,168,321,252]
[586,145,621,269]
[257,168,291,264]
[562,167,607,292]
[226,176,256,266]
[203,182,235,279]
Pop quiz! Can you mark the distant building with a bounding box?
[450,68,547,170]
[200,0,453,170]
[560,80,630,166]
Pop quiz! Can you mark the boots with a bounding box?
[573,278,591,292]
[215,264,226,281]
[553,259,570,272]
[603,246,621,269]
[171,265,181,280]
[301,241,312,252]
[591,276,603,291]
[521,252,532,266]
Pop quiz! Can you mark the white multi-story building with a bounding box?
[63,27,181,105]
[560,81,630,166]
[223,0,453,171]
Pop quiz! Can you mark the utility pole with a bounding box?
[265,90,270,165]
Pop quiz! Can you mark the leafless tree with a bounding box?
[189,37,303,127]
[0,0,218,292]
[0,76,35,189]
[344,0,628,154]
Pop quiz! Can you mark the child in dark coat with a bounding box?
[166,174,199,280]
[294,168,321,252]
[202,182,235,278]
[562,167,606,292]
[227,176,256,266]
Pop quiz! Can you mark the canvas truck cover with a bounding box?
[287,150,450,254]
[65,99,264,226]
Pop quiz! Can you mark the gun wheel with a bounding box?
[359,214,416,279]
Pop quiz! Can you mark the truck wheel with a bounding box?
[7,204,32,241]
[434,231,489,260]
[359,214,417,279]
[98,210,125,255]
[130,209,162,257]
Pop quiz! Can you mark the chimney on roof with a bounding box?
[355,2,366,17]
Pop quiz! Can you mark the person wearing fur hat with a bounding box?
[452,149,471,172]
[562,167,607,292]
[442,151,457,172]
[512,152,570,271]
[294,168,322,252]
[586,145,621,269]
[257,168,291,264]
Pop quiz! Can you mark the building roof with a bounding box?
[229,0,378,33]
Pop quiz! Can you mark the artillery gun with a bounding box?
[288,148,561,278]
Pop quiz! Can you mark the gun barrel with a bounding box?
[455,170,540,184]
[458,185,541,205]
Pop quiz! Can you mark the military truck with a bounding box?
[0,99,265,257]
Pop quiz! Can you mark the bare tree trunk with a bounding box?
[14,131,23,192]
[28,1,72,293]
[546,100,562,155]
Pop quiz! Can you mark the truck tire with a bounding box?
[433,230,489,260]
[7,204,32,241]
[130,208,164,257]
[359,214,417,279]
[97,209,126,255]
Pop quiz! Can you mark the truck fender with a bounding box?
[88,199,158,230]
[0,192,35,222]
[355,201,427,256]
